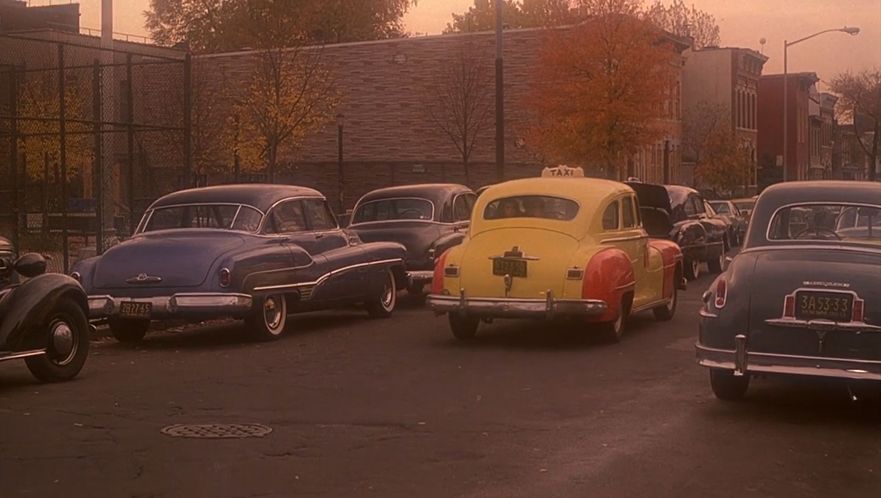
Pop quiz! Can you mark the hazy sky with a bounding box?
[71,0,881,83]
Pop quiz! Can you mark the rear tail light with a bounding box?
[219,268,232,287]
[714,278,727,308]
[430,251,449,295]
[852,299,864,322]
[783,295,795,318]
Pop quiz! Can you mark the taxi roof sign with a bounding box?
[541,165,584,178]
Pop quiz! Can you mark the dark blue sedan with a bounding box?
[72,184,407,342]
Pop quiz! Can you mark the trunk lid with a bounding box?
[458,228,578,299]
[747,248,881,360]
[92,230,247,290]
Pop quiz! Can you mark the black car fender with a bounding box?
[698,253,757,349]
[432,231,466,257]
[0,273,87,352]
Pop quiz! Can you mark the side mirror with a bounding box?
[14,253,47,278]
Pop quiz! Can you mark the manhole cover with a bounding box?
[160,423,272,439]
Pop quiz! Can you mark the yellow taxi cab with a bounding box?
[427,166,685,342]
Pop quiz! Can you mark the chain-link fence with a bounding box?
[0,33,193,272]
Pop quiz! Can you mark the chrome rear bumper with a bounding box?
[88,293,253,319]
[427,290,606,319]
[407,270,435,284]
[696,335,881,381]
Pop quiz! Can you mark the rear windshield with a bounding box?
[483,195,579,221]
[733,200,754,211]
[768,204,881,245]
[142,204,263,233]
[352,198,434,223]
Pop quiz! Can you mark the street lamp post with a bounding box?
[337,113,345,213]
[782,26,859,182]
[494,0,505,182]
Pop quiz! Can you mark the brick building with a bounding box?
[680,46,767,191]
[756,72,819,186]
[0,0,79,34]
[199,26,689,209]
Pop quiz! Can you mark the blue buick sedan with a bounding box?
[72,184,407,342]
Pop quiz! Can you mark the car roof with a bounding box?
[746,181,881,248]
[149,184,325,213]
[355,183,472,206]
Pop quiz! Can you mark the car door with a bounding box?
[261,199,325,288]
[618,195,651,307]
[698,197,726,253]
[301,197,365,301]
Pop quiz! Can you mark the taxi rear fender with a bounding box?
[582,248,635,322]
[648,238,685,298]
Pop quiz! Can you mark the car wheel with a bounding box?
[652,285,677,321]
[367,269,397,318]
[684,257,700,280]
[707,250,724,274]
[108,317,150,343]
[245,294,287,341]
[25,298,90,382]
[709,369,750,401]
[599,296,629,343]
[449,313,479,341]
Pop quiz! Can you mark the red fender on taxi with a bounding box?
[582,248,635,323]
[649,238,685,300]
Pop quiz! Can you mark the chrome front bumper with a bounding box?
[427,290,606,319]
[696,334,881,381]
[87,293,253,319]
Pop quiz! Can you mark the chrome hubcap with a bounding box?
[381,276,394,309]
[264,297,283,331]
[50,321,76,365]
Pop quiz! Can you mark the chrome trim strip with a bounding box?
[407,270,435,281]
[765,317,881,332]
[0,349,46,362]
[739,244,881,256]
[253,258,403,292]
[695,342,881,381]
[601,234,648,243]
[699,308,718,318]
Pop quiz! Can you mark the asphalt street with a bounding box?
[1,268,879,498]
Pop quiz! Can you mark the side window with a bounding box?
[453,194,473,222]
[622,197,636,228]
[303,199,337,230]
[683,196,698,217]
[266,200,307,234]
[602,201,620,230]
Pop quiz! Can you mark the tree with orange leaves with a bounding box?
[527,5,679,178]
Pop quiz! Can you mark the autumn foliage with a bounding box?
[528,13,679,176]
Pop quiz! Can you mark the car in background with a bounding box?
[1,249,90,382]
[72,184,408,343]
[349,184,476,296]
[732,197,757,222]
[708,200,748,246]
[626,182,728,281]
[428,176,684,342]
[697,181,881,400]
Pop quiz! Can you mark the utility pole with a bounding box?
[494,0,505,182]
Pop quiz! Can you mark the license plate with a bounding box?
[794,291,852,322]
[493,258,527,278]
[119,301,152,319]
